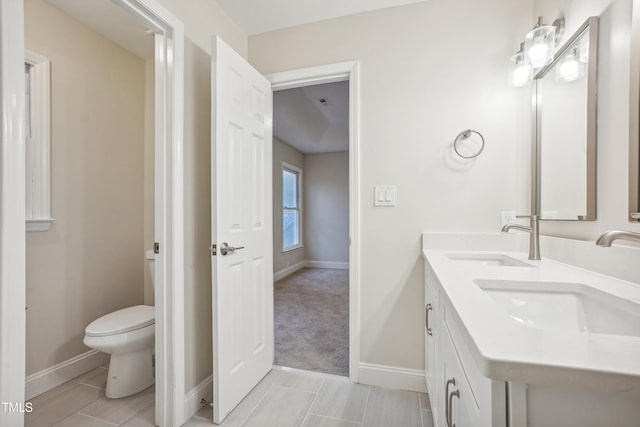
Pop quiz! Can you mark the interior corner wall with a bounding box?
[273,137,306,274]
[24,0,145,376]
[249,0,532,370]
[535,0,640,240]
[304,152,349,264]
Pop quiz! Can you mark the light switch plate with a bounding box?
[375,186,396,207]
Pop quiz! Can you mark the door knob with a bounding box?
[220,242,245,256]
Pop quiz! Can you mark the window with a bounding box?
[25,50,53,232]
[282,163,302,251]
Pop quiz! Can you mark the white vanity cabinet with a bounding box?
[425,264,506,427]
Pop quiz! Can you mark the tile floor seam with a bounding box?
[237,376,280,426]
[55,412,119,427]
[299,377,324,426]
[78,383,105,391]
[418,392,424,427]
[307,412,363,425]
[359,386,372,424]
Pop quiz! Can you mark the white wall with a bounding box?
[304,152,349,264]
[273,138,306,273]
[250,0,532,370]
[535,0,640,240]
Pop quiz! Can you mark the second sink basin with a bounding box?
[474,279,640,337]
[446,253,532,267]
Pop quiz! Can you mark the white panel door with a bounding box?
[211,36,273,424]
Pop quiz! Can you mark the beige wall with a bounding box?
[250,0,532,369]
[144,59,155,306]
[273,137,306,273]
[24,0,146,375]
[304,152,349,263]
[535,0,640,239]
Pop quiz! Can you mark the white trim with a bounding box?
[272,260,349,281]
[184,375,213,420]
[0,1,27,425]
[24,50,52,230]
[25,350,109,400]
[26,218,55,232]
[267,60,361,383]
[304,260,349,270]
[358,363,427,393]
[273,261,307,281]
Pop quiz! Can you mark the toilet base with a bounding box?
[105,348,154,398]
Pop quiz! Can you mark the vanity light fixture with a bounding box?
[508,43,533,87]
[524,16,565,69]
[556,47,585,82]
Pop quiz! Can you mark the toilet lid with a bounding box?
[85,305,155,337]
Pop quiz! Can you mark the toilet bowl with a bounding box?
[83,251,156,398]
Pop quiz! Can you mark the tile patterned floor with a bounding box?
[26,365,434,427]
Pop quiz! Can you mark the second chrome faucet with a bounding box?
[501,214,541,260]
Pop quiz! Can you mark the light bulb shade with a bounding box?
[508,51,533,87]
[556,51,585,82]
[524,25,556,68]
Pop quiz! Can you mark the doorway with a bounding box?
[0,0,185,425]
[268,61,361,382]
[272,81,350,376]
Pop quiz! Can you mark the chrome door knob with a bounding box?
[220,242,245,256]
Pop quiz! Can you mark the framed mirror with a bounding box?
[630,0,640,222]
[533,17,599,221]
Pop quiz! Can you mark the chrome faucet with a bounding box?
[501,214,541,260]
[595,230,640,247]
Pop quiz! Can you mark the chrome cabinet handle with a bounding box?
[445,378,456,427]
[220,242,245,256]
[448,387,460,427]
[425,304,433,336]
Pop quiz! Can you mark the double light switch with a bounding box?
[374,185,396,207]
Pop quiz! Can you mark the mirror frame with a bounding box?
[630,0,640,222]
[532,16,599,221]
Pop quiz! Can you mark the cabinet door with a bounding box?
[425,267,439,423]
[441,323,478,427]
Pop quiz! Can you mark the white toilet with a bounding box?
[84,250,156,398]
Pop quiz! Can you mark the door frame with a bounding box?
[267,60,361,382]
[0,0,186,425]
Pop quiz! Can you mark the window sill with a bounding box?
[26,218,55,232]
[282,244,303,253]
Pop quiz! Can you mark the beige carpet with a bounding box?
[274,268,349,376]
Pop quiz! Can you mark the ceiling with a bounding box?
[274,81,348,154]
[217,0,429,35]
[46,0,155,59]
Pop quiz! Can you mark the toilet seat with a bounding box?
[85,305,154,337]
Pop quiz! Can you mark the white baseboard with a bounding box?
[358,363,427,393]
[274,261,307,281]
[184,375,213,420]
[304,261,349,270]
[25,349,109,400]
[274,260,349,281]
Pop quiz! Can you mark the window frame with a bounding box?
[282,161,303,252]
[25,50,53,232]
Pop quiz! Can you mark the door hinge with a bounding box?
[209,244,217,256]
[154,242,160,254]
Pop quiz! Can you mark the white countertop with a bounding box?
[422,234,640,394]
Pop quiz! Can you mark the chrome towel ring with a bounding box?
[453,129,485,159]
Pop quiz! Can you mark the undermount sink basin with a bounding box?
[474,279,640,337]
[446,253,532,267]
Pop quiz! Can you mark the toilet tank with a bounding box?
[145,250,155,288]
